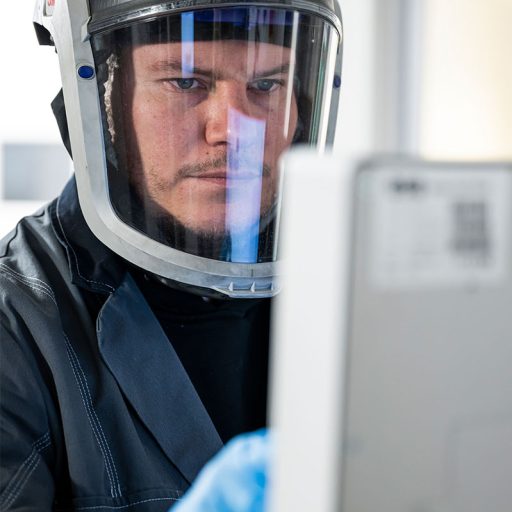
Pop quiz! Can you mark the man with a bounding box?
[0,0,342,510]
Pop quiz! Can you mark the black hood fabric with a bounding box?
[51,89,72,159]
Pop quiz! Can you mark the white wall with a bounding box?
[333,0,378,166]
[0,5,62,143]
[0,2,65,237]
[334,0,512,163]
[420,0,512,160]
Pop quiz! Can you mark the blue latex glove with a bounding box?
[171,429,271,512]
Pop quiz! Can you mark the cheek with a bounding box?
[132,98,168,143]
[131,98,195,160]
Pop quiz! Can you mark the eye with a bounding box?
[249,79,283,93]
[167,78,204,91]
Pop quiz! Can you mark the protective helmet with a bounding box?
[34,0,343,298]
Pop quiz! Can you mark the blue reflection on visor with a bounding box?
[192,8,295,29]
[181,12,194,74]
[226,109,267,264]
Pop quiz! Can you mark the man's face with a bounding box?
[120,39,298,235]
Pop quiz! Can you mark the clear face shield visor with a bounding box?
[91,7,340,273]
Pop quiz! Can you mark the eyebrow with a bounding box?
[253,63,291,78]
[149,60,291,79]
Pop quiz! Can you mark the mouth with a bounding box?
[186,169,264,184]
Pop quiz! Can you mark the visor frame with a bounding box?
[87,0,342,40]
[38,0,343,298]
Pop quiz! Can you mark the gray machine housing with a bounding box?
[270,152,512,512]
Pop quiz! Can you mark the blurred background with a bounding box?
[1,0,511,238]
[0,1,71,237]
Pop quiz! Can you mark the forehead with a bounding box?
[129,40,291,73]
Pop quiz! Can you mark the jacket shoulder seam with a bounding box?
[0,263,57,306]
[0,209,47,260]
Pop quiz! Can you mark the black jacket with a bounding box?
[0,179,225,511]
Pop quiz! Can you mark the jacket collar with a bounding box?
[97,273,223,483]
[52,180,223,481]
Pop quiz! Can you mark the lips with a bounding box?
[187,169,263,181]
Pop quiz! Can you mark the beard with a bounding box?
[111,179,278,263]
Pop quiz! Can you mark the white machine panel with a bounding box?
[270,154,512,512]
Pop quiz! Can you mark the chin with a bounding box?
[177,217,230,237]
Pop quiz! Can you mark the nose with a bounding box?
[204,81,252,146]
